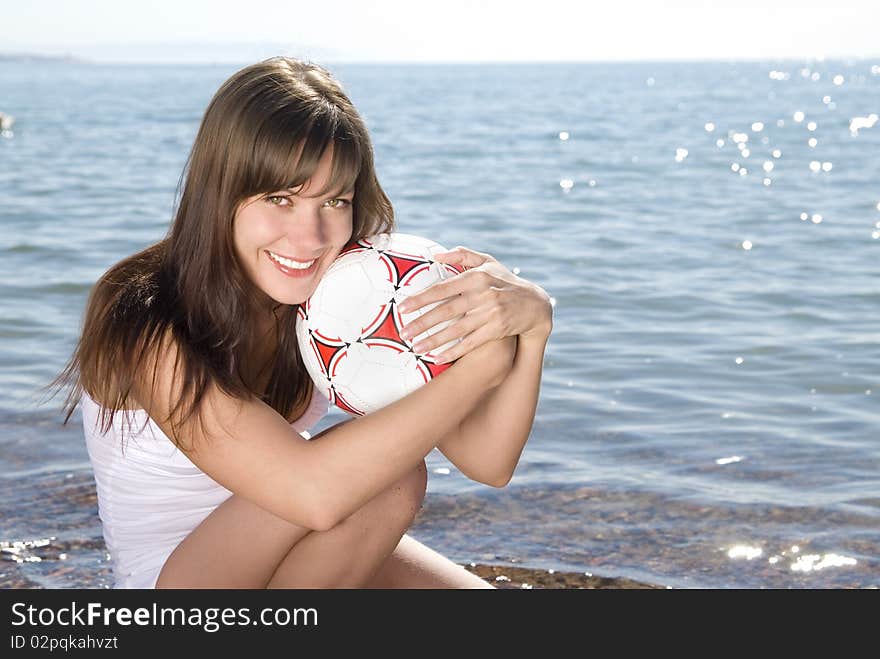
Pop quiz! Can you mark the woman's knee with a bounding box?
[406,459,428,508]
[381,459,428,528]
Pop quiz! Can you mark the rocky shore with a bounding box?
[1,536,662,589]
[463,562,664,589]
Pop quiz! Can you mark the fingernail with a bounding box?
[412,342,425,352]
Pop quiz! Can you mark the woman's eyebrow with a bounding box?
[284,185,355,197]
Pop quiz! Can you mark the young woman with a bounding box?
[56,57,553,589]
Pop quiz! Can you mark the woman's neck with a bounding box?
[246,309,282,394]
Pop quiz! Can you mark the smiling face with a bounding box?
[233,145,355,308]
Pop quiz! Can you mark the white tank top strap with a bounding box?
[290,387,330,437]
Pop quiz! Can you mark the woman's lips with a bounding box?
[266,250,319,278]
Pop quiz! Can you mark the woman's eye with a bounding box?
[266,195,290,206]
[325,198,352,209]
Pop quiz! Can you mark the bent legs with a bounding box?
[266,461,427,588]
[156,458,492,589]
[157,461,428,589]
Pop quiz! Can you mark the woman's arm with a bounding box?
[134,330,515,532]
[435,331,549,487]
[398,246,554,487]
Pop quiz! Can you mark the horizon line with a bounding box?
[2,51,880,67]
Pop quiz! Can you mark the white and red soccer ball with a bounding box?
[295,233,464,416]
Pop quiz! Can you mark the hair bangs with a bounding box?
[286,109,362,199]
[318,132,362,198]
[244,113,322,197]
[246,105,362,202]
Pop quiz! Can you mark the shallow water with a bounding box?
[1,60,878,588]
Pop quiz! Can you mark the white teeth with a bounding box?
[268,251,315,270]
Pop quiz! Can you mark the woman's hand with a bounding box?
[397,246,553,363]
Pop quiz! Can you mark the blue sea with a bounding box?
[1,59,878,589]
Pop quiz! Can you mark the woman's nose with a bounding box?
[287,205,326,251]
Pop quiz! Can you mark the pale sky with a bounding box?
[1,0,877,63]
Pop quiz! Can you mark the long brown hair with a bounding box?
[52,57,394,448]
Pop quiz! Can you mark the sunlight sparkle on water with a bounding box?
[850,114,878,135]
[833,74,844,86]
[807,121,817,131]
[559,179,573,191]
[751,122,764,132]
[704,122,715,132]
[558,131,569,141]
[793,111,805,123]
[727,545,762,560]
[762,161,774,173]
[741,241,752,251]
[772,149,781,158]
[809,161,821,172]
[675,148,689,162]
[808,137,818,147]
[716,456,743,465]
[812,214,823,224]
[790,553,857,572]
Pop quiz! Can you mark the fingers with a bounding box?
[400,293,472,343]
[433,246,494,270]
[413,321,471,363]
[398,269,489,314]
[424,323,496,364]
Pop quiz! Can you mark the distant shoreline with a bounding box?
[1,52,878,67]
[0,53,84,63]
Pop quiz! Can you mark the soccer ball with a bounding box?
[295,232,465,416]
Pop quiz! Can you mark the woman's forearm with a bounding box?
[437,332,549,487]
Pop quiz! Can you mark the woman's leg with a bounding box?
[364,534,495,589]
[266,461,427,588]
[156,460,427,589]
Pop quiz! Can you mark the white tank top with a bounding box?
[81,389,330,588]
